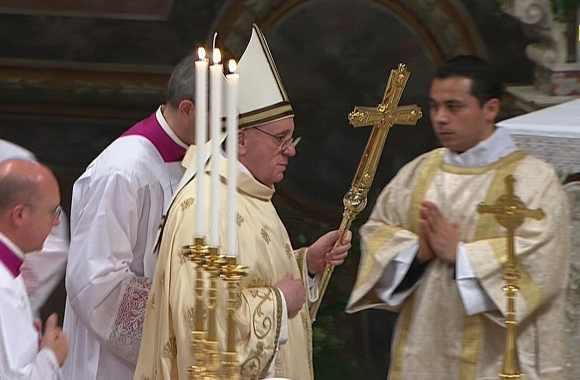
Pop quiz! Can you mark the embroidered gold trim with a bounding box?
[300,308,314,378]
[440,150,526,175]
[260,227,271,245]
[356,224,402,288]
[180,197,194,211]
[408,149,445,234]
[389,294,416,380]
[241,341,265,379]
[459,315,483,380]
[162,336,177,358]
[183,305,194,330]
[252,288,274,339]
[239,102,294,129]
[262,287,284,375]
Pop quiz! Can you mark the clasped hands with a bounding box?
[276,230,352,318]
[418,201,459,265]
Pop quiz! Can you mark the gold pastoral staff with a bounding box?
[310,63,422,319]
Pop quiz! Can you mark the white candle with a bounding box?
[195,47,208,238]
[209,48,223,247]
[225,59,239,257]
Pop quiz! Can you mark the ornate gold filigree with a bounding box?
[162,336,177,358]
[183,305,195,330]
[260,227,271,244]
[311,63,422,319]
[477,175,545,379]
[180,197,194,211]
[241,341,265,380]
[284,243,293,260]
[252,289,274,339]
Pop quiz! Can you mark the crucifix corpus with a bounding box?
[310,63,422,319]
[477,175,545,380]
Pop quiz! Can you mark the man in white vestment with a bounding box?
[0,139,69,315]
[347,56,569,380]
[62,53,198,380]
[134,24,351,380]
[0,159,69,379]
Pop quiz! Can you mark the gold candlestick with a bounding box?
[181,237,210,380]
[203,247,226,380]
[219,256,248,380]
[310,63,422,319]
[477,175,545,379]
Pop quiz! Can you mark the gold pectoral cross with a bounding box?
[310,64,422,320]
[477,175,545,380]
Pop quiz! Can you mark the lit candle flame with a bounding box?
[212,48,221,65]
[197,47,206,61]
[228,59,237,74]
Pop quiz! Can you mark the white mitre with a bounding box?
[237,23,294,129]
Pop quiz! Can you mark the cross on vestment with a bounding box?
[310,64,422,320]
[477,174,545,379]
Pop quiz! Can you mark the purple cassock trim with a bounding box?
[122,112,186,163]
[0,240,23,278]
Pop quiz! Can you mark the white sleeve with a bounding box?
[65,171,151,365]
[455,243,497,315]
[306,272,320,303]
[0,292,62,380]
[21,215,69,315]
[375,243,420,305]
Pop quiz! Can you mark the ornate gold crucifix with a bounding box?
[310,64,422,319]
[477,175,545,379]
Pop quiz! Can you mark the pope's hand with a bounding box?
[307,230,352,274]
[275,274,306,318]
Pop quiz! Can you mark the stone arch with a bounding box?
[213,0,487,63]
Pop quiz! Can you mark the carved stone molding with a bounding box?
[213,0,486,62]
[501,0,568,66]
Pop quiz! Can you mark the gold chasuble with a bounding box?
[347,148,569,380]
[134,154,313,380]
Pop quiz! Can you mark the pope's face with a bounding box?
[429,77,498,153]
[239,117,296,187]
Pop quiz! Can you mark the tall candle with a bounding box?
[195,47,208,238]
[225,59,239,257]
[209,48,223,247]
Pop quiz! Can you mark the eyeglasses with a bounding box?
[253,127,301,151]
[52,205,63,220]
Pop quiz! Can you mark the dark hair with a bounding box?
[434,55,503,105]
[166,51,197,109]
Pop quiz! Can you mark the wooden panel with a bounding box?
[0,0,174,20]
